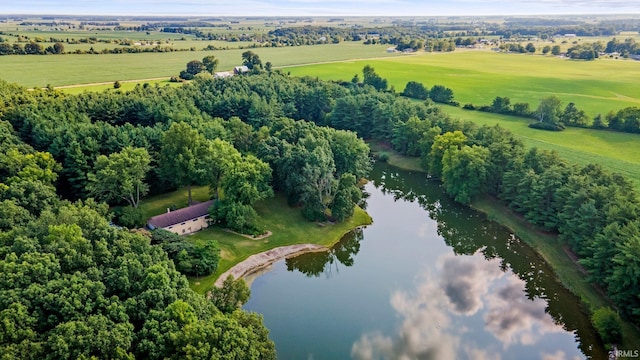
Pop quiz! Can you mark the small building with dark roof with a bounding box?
[147,200,214,235]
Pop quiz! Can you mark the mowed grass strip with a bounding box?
[59,78,182,94]
[286,50,640,117]
[0,43,401,88]
[137,186,372,294]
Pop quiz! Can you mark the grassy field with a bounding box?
[0,42,402,87]
[59,78,182,94]
[286,50,640,117]
[136,186,372,295]
[440,105,640,188]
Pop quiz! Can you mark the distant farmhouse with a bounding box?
[234,65,250,75]
[147,200,214,235]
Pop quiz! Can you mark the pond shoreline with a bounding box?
[374,150,640,348]
[213,244,329,287]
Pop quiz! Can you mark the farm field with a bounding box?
[0,42,400,87]
[286,50,640,117]
[442,105,640,188]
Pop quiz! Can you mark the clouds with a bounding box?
[3,0,640,15]
[350,252,581,360]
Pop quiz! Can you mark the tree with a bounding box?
[551,45,562,55]
[86,147,151,208]
[542,45,551,54]
[429,85,455,104]
[331,173,361,221]
[491,96,511,114]
[591,308,622,344]
[606,222,640,322]
[561,102,589,127]
[441,145,490,204]
[24,42,42,55]
[512,102,532,117]
[362,65,388,91]
[52,42,65,54]
[426,130,467,178]
[525,42,536,53]
[212,153,273,234]
[241,51,262,70]
[535,96,563,124]
[159,122,212,205]
[113,80,122,89]
[202,55,219,74]
[300,140,337,221]
[186,60,205,75]
[151,229,220,276]
[179,60,205,80]
[402,81,428,100]
[210,276,251,314]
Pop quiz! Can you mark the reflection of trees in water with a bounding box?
[370,163,603,358]
[285,228,363,278]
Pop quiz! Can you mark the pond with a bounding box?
[244,163,605,359]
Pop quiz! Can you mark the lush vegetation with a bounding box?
[0,121,275,359]
[3,39,640,355]
[285,51,640,118]
[0,66,382,358]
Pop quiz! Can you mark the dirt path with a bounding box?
[213,244,328,288]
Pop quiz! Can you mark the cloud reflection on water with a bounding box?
[351,252,575,360]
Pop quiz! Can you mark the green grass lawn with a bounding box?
[189,195,371,294]
[0,42,401,87]
[286,50,640,117]
[138,186,372,295]
[440,105,640,189]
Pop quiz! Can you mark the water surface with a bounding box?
[244,163,604,359]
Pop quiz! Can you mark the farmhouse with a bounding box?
[147,200,214,235]
[234,66,250,74]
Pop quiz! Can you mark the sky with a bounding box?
[2,0,640,16]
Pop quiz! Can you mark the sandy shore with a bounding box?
[213,244,328,287]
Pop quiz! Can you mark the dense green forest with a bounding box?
[1,65,639,356]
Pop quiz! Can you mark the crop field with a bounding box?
[0,42,400,87]
[441,105,640,188]
[286,50,640,117]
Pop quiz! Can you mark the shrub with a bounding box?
[528,122,565,131]
[591,308,622,344]
[114,206,145,228]
[377,152,389,163]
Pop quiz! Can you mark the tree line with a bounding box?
[400,79,640,134]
